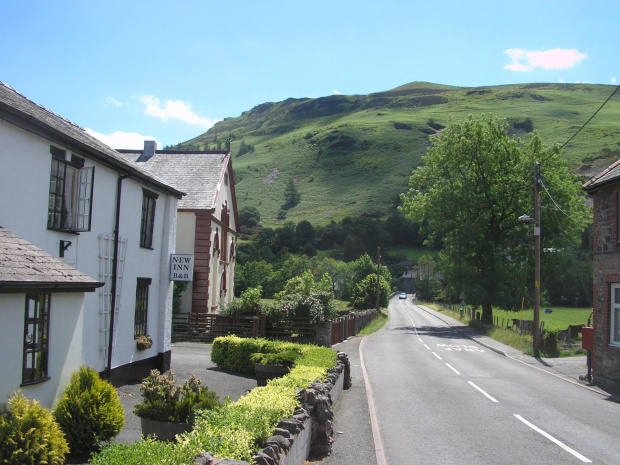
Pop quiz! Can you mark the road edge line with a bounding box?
[359,335,388,465]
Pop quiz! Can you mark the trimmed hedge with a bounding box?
[210,336,330,375]
[91,337,338,464]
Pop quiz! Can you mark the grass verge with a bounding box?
[425,303,586,357]
[359,308,388,335]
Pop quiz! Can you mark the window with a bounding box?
[140,189,158,248]
[617,192,620,244]
[48,147,94,232]
[22,294,50,385]
[612,284,620,346]
[134,278,151,337]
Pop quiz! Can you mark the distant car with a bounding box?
[399,292,407,299]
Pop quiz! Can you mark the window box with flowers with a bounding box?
[136,335,152,350]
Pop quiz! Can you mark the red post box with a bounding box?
[582,326,594,350]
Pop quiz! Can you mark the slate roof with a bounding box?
[117,150,231,210]
[0,81,184,198]
[0,227,103,293]
[583,158,620,192]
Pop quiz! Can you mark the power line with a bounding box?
[560,84,620,150]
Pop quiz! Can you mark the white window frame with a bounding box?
[611,284,620,346]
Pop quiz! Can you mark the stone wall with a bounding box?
[353,309,378,334]
[194,352,352,465]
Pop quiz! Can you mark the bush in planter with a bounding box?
[53,366,125,455]
[251,349,301,367]
[0,391,69,465]
[133,370,220,424]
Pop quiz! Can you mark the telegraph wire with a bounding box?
[560,84,620,150]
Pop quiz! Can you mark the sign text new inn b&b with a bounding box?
[170,254,194,281]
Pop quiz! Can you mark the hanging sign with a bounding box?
[170,254,194,281]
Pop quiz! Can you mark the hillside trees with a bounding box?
[282,178,301,210]
[400,114,590,324]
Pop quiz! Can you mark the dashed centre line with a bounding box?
[514,415,591,463]
[468,381,499,402]
[445,363,461,375]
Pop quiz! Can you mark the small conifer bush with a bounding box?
[0,391,69,465]
[53,366,125,455]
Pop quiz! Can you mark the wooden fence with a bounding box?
[171,313,265,343]
[172,312,363,345]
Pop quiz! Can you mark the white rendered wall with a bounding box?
[0,120,177,376]
[0,292,85,408]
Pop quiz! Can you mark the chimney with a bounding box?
[137,140,157,162]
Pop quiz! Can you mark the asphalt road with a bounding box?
[360,298,620,465]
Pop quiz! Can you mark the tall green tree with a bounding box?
[282,178,301,209]
[400,114,590,324]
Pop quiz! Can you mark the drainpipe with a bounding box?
[106,174,128,381]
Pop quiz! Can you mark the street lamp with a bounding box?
[519,162,542,357]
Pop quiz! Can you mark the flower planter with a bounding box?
[255,363,290,387]
[140,418,192,441]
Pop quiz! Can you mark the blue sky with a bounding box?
[2,0,618,149]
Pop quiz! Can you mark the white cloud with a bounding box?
[138,95,218,129]
[612,77,617,85]
[106,96,122,107]
[504,48,587,72]
[332,90,342,95]
[85,128,160,150]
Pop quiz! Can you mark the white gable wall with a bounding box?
[0,119,177,383]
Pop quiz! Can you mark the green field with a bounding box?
[491,306,592,330]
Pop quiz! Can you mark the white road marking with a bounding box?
[445,363,461,375]
[514,414,591,463]
[359,338,388,465]
[432,352,442,360]
[423,343,431,351]
[468,381,499,402]
[418,337,423,343]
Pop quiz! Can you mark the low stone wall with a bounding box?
[194,352,352,465]
[353,309,378,334]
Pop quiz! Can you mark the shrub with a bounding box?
[90,436,194,465]
[542,327,560,357]
[0,391,69,465]
[133,370,220,423]
[251,349,301,366]
[220,286,263,316]
[53,366,125,455]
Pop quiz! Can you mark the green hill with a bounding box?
[179,82,620,226]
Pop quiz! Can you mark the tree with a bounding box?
[295,220,316,246]
[400,114,590,324]
[352,274,391,309]
[239,206,261,228]
[282,178,301,210]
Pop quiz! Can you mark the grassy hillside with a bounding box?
[179,82,620,226]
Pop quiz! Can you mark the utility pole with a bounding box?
[376,246,381,313]
[533,162,541,357]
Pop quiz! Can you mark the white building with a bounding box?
[118,143,239,314]
[0,82,184,394]
[0,227,103,407]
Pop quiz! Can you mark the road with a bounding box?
[360,297,619,464]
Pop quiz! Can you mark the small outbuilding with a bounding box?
[0,227,103,407]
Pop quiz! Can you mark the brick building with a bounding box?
[583,160,620,392]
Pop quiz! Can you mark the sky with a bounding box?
[2,0,618,149]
